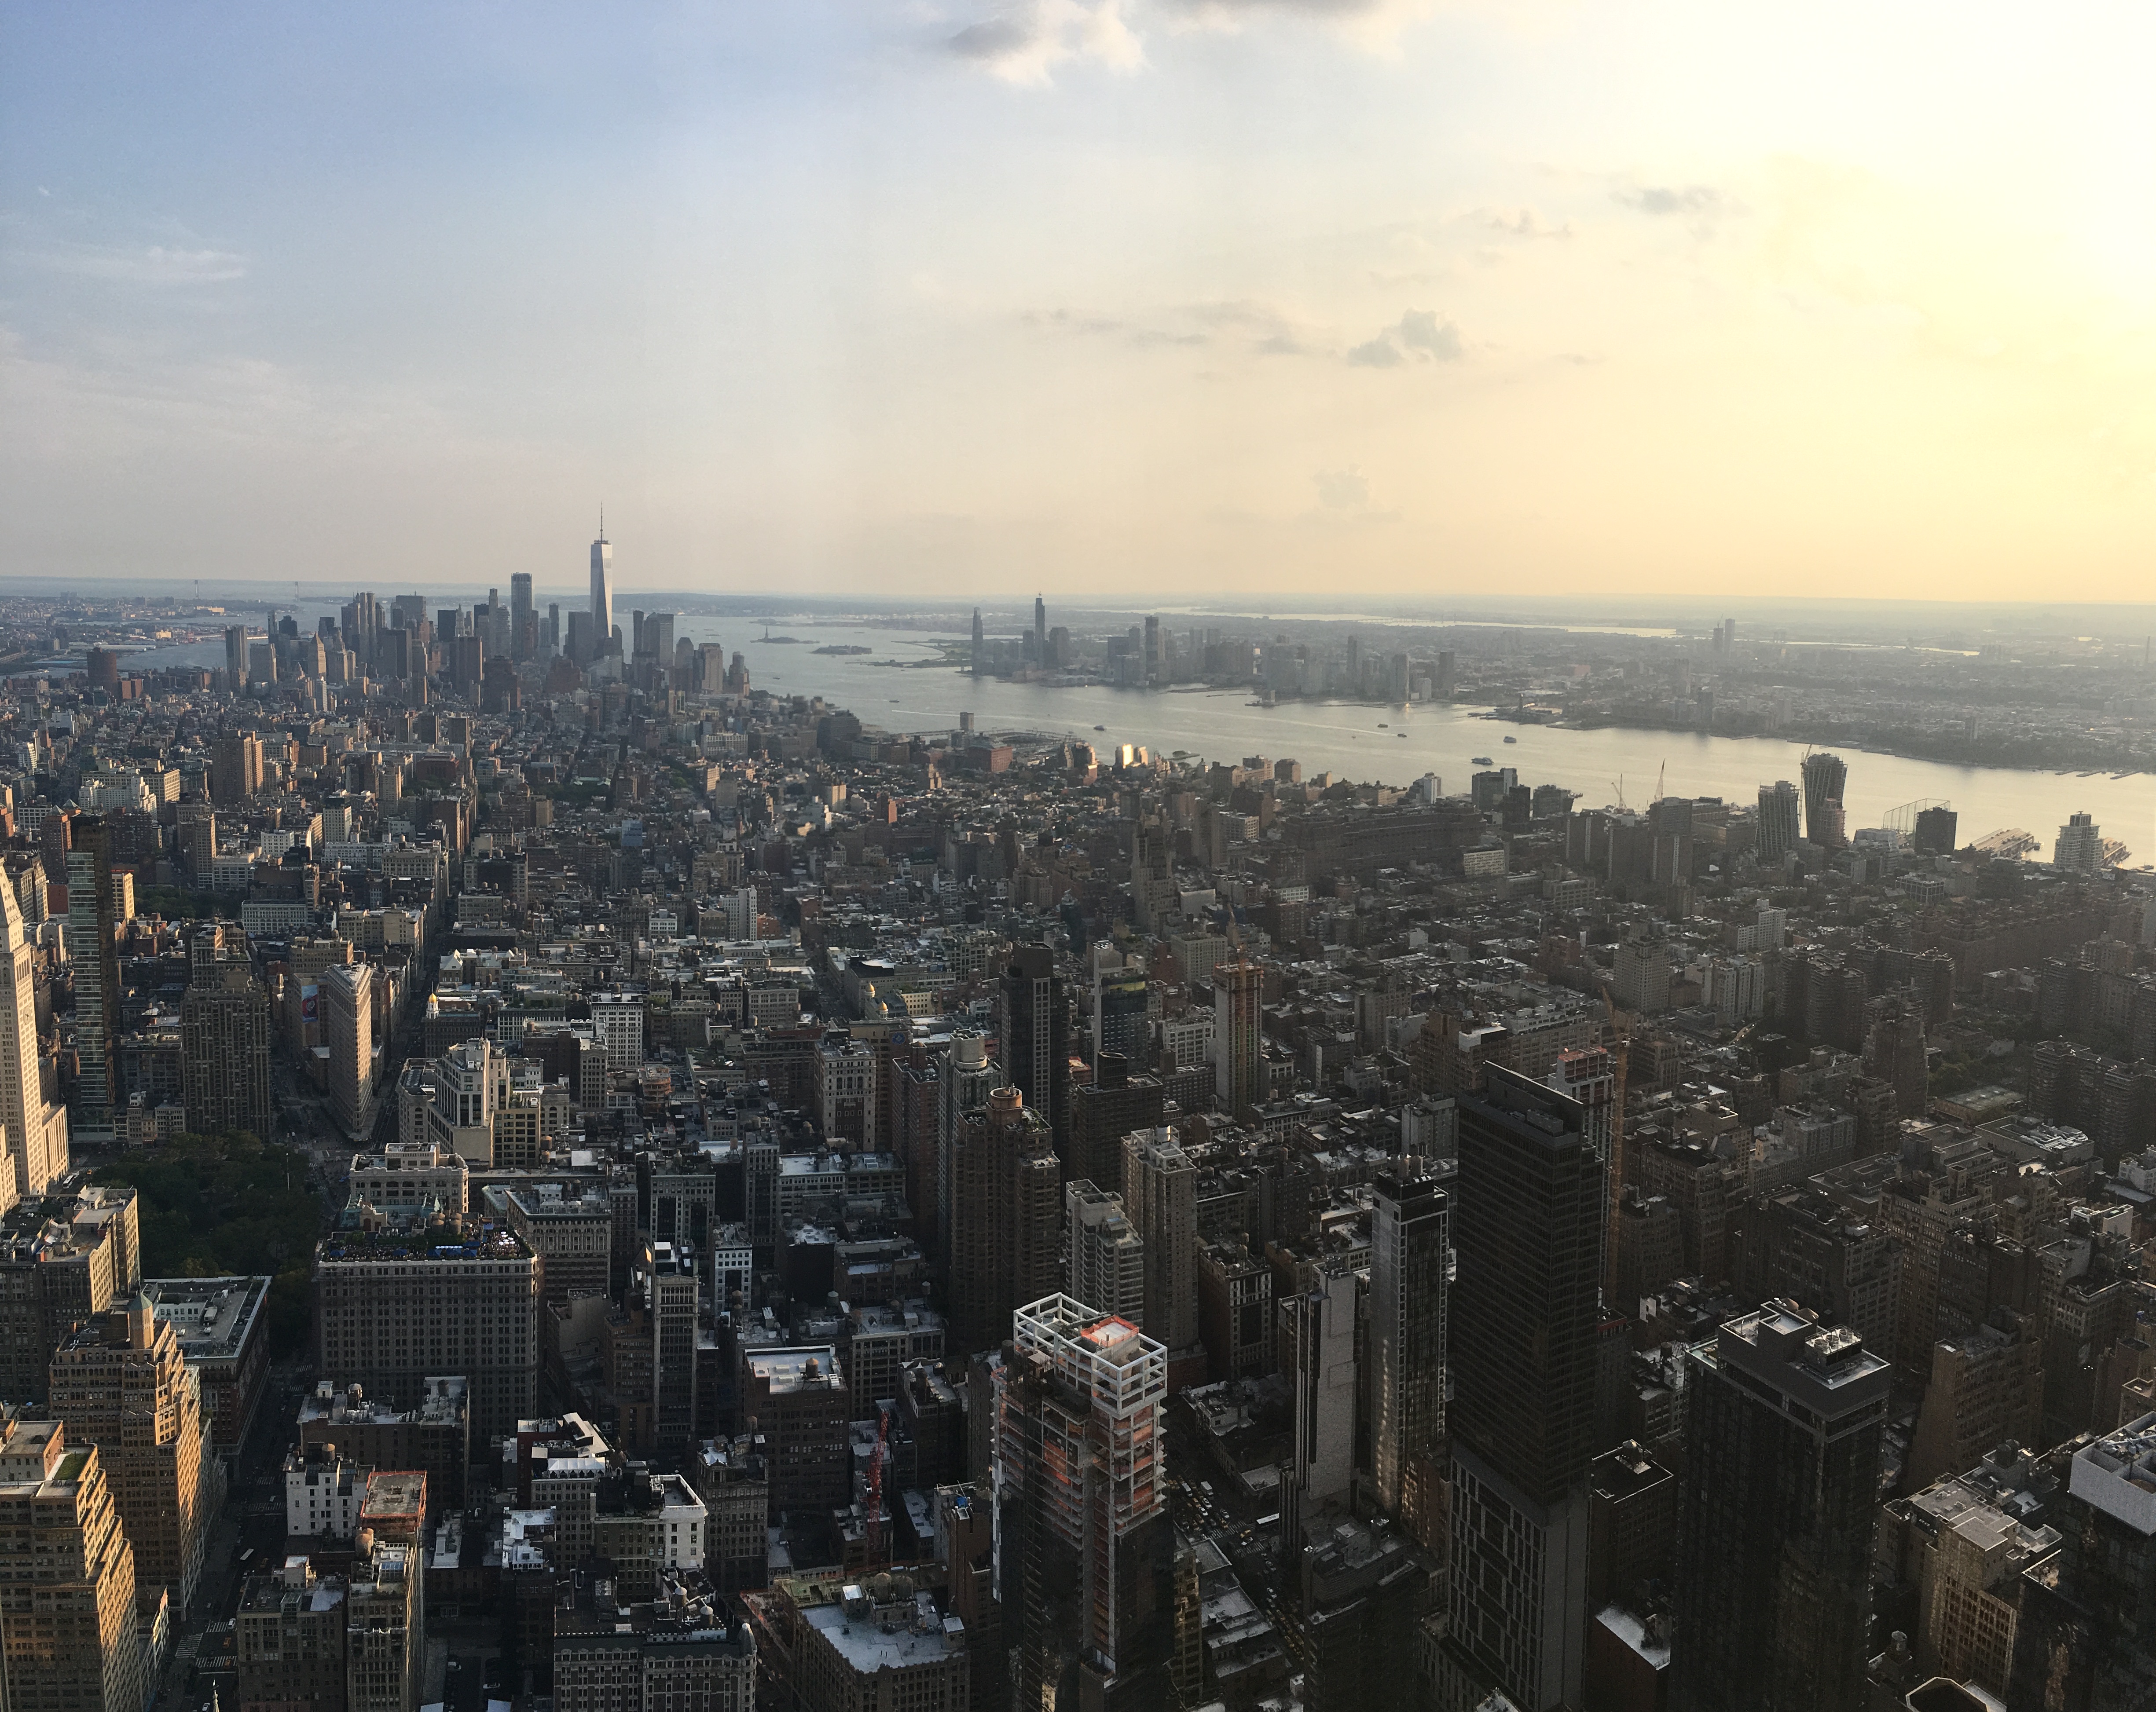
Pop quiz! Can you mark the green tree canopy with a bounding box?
[94,1128,323,1356]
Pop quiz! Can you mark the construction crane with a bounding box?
[864,1403,892,1564]
[1654,761,1665,805]
[1610,776,1626,810]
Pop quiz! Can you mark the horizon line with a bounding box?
[13,578,2156,619]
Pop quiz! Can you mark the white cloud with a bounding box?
[1398,309,1463,359]
[1611,182,1734,238]
[1021,295,1322,356]
[1485,206,1570,239]
[946,0,1144,84]
[946,0,1434,81]
[1314,465,1371,509]
[1349,309,1463,366]
[1618,184,1722,218]
[1164,0,1435,50]
[33,241,248,285]
[0,327,456,458]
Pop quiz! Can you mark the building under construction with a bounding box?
[994,1293,1174,1712]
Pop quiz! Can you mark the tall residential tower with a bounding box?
[1213,958,1265,1115]
[1370,1171,1449,1538]
[1000,945,1071,1152]
[66,816,121,1139]
[1800,751,1848,848]
[1121,1126,1200,1377]
[946,1086,1061,1356]
[1756,779,1800,865]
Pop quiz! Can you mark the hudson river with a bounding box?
[691,620,2153,862]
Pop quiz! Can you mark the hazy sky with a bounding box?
[4,2,2152,602]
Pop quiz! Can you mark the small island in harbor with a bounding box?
[813,644,873,655]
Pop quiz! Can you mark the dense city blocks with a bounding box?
[0,581,2152,1712]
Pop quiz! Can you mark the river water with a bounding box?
[685,620,2155,862]
[111,614,2154,861]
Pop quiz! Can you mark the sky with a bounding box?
[3,1,2154,604]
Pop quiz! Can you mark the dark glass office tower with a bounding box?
[1092,964,1151,1066]
[1000,943,1071,1149]
[1668,1301,1890,1712]
[1439,1063,1606,1711]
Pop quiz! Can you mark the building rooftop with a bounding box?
[0,1417,65,1485]
[1594,1603,1672,1669]
[142,1276,270,1362]
[780,1151,899,1178]
[803,1586,963,1673]
[240,1559,348,1615]
[498,1508,555,1570]
[1905,1472,2061,1564]
[319,1221,530,1263]
[361,1471,428,1523]
[1012,1293,1168,1404]
[302,1375,468,1429]
[1700,1299,1891,1422]
[355,1142,466,1172]
[2069,1412,2156,1537]
[1590,1441,1674,1505]
[744,1346,846,1396]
